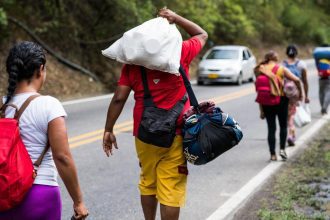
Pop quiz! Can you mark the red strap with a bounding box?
[271,64,280,74]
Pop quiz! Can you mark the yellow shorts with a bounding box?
[135,135,188,207]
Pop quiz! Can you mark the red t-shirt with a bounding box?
[118,37,202,136]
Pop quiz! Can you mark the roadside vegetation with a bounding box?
[0,0,329,99]
[257,124,330,220]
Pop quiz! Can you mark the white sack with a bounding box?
[102,17,182,74]
[294,103,311,127]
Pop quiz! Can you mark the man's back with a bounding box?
[103,8,208,220]
[118,37,202,136]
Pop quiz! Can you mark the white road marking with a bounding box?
[62,93,115,106]
[206,114,330,220]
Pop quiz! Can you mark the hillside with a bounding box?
[0,0,329,100]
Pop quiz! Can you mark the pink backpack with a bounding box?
[255,65,281,106]
[283,79,300,103]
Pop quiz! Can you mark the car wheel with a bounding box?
[197,80,204,85]
[248,75,255,82]
[236,72,243,86]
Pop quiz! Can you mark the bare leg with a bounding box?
[141,195,158,220]
[160,204,180,220]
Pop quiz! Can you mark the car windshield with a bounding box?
[206,49,239,60]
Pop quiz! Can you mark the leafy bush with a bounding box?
[0,8,7,27]
[1,0,329,83]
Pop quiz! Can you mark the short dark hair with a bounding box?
[286,44,298,58]
[5,41,46,104]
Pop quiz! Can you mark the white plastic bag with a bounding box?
[294,103,311,127]
[102,17,182,74]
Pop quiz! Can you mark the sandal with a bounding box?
[270,154,277,161]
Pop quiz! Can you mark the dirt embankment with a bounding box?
[0,52,107,101]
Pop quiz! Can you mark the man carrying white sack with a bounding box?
[102,8,207,220]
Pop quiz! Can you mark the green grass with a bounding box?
[257,124,330,220]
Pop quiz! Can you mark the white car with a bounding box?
[197,46,256,85]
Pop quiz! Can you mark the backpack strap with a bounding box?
[14,94,50,169]
[283,60,299,67]
[1,104,19,118]
[16,94,40,120]
[283,60,289,67]
[271,64,280,74]
[271,64,284,84]
[34,142,50,168]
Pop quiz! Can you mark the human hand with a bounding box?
[158,7,177,24]
[305,97,310,103]
[72,202,88,219]
[103,131,118,157]
[260,111,265,120]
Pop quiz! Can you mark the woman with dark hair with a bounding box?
[0,41,88,220]
[283,45,309,146]
[255,51,301,161]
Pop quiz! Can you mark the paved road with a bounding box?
[59,60,321,220]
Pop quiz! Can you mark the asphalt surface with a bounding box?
[59,60,322,220]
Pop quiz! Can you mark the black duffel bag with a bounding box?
[179,66,243,165]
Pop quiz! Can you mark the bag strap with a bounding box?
[140,66,155,107]
[283,60,289,67]
[179,66,199,108]
[171,94,188,114]
[271,64,284,84]
[34,142,50,168]
[140,65,199,109]
[0,94,40,119]
[16,94,41,120]
[271,64,280,74]
[1,104,19,118]
[16,94,49,167]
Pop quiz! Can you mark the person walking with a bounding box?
[102,8,207,220]
[313,44,330,115]
[255,51,301,161]
[283,45,309,146]
[0,41,88,220]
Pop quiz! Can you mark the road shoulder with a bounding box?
[233,121,330,219]
[207,114,330,220]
